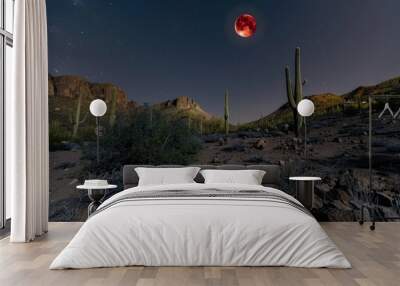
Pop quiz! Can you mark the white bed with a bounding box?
[50,183,351,269]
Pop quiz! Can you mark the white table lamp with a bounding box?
[90,99,107,117]
[297,99,314,117]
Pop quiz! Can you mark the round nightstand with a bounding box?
[289,177,321,210]
[77,184,117,216]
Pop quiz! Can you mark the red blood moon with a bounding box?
[234,14,256,38]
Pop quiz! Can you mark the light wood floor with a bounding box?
[0,222,399,286]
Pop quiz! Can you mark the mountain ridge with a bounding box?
[49,74,138,110]
[49,74,400,130]
[243,76,400,128]
[49,75,215,120]
[343,75,400,101]
[152,96,213,120]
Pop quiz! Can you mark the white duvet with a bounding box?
[50,183,351,269]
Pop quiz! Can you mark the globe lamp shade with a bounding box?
[90,99,107,117]
[297,99,315,117]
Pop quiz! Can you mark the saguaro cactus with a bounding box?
[285,47,305,137]
[187,115,191,129]
[109,87,118,127]
[224,89,230,136]
[199,118,203,135]
[71,84,88,139]
[143,102,153,129]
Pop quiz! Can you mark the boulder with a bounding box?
[237,131,262,139]
[270,131,286,137]
[375,192,392,207]
[203,134,220,143]
[282,123,290,133]
[55,162,76,170]
[222,144,245,152]
[253,139,267,150]
[333,137,343,143]
[292,137,303,144]
[244,155,265,164]
[61,141,81,151]
[211,156,221,164]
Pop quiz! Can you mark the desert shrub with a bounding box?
[81,109,202,178]
[49,121,71,150]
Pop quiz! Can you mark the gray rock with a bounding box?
[55,162,76,170]
[244,155,265,163]
[203,134,220,143]
[222,144,245,152]
[333,137,343,143]
[376,192,392,207]
[270,131,286,137]
[237,131,262,139]
[282,124,290,132]
[292,137,303,144]
[211,156,221,164]
[253,139,267,150]
[61,141,81,151]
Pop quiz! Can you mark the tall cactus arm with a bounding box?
[285,66,296,109]
[199,118,203,135]
[109,87,118,127]
[224,90,230,135]
[72,91,83,138]
[80,111,89,124]
[294,47,303,103]
[224,90,230,119]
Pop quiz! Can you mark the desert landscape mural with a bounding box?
[48,71,400,221]
[47,1,400,222]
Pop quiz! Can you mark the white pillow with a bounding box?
[200,169,266,185]
[135,167,200,186]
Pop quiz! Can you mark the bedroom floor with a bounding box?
[0,223,399,286]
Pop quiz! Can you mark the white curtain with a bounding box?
[8,0,49,242]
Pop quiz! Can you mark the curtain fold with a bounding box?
[9,0,49,242]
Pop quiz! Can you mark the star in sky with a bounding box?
[72,0,84,7]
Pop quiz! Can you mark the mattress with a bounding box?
[50,183,351,269]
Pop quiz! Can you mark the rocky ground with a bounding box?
[49,111,400,222]
[49,150,88,221]
[198,111,400,221]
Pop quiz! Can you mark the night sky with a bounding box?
[47,0,400,123]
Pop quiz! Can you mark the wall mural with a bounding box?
[47,0,400,222]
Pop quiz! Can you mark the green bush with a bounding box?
[49,121,70,151]
[82,109,203,177]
